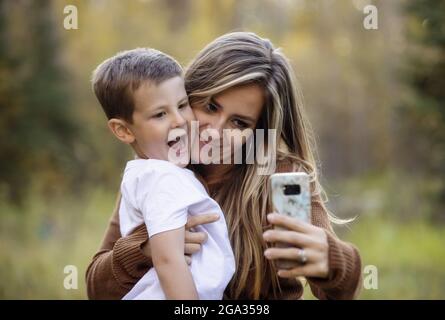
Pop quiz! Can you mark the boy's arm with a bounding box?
[150,226,199,299]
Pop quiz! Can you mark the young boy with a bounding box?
[91,48,235,299]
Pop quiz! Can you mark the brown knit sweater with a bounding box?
[85,160,362,300]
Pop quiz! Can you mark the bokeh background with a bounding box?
[1,0,444,299]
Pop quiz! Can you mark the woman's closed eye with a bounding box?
[205,102,218,113]
[232,118,249,129]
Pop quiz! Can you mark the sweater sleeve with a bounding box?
[306,197,363,300]
[85,193,152,300]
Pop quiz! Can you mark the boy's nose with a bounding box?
[171,111,186,128]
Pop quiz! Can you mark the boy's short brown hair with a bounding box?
[92,48,182,123]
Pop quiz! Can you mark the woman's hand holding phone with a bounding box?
[263,213,329,279]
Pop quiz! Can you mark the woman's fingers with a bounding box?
[263,213,330,279]
[275,260,301,270]
[185,230,208,244]
[266,213,313,233]
[264,247,311,262]
[277,266,310,278]
[184,231,206,263]
[183,215,216,261]
[185,213,220,229]
[262,229,310,247]
[184,242,201,255]
[277,261,329,278]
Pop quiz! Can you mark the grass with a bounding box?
[342,215,445,299]
[304,171,445,299]
[0,187,115,299]
[301,214,445,300]
[1,172,444,299]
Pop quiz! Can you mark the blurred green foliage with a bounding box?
[397,0,445,211]
[0,1,82,203]
[0,0,444,299]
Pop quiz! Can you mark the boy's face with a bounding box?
[127,76,195,166]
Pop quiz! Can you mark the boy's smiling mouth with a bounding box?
[167,129,188,158]
[167,136,181,147]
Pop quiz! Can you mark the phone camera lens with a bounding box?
[283,184,301,195]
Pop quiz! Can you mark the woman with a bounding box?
[86,32,362,300]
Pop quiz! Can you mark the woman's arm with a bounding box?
[85,192,219,299]
[305,199,362,300]
[85,193,152,300]
[151,227,199,299]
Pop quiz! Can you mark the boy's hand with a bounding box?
[184,213,220,264]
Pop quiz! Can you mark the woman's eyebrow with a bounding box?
[233,114,255,123]
[210,98,255,123]
[210,98,222,108]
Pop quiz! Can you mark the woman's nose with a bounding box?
[206,117,226,137]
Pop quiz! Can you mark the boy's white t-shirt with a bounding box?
[119,159,235,300]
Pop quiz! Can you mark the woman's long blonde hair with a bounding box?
[185,32,347,299]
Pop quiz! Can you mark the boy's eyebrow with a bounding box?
[178,96,189,104]
[210,98,256,123]
[149,105,166,113]
[149,96,189,112]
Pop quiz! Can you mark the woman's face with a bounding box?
[191,83,265,164]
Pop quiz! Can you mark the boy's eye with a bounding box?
[206,102,218,113]
[153,112,166,118]
[233,119,248,129]
[178,103,189,110]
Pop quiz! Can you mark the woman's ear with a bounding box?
[107,118,135,144]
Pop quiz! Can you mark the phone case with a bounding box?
[269,172,311,223]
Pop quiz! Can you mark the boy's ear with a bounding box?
[107,118,135,144]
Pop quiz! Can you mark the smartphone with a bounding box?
[269,172,311,224]
[269,172,311,271]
